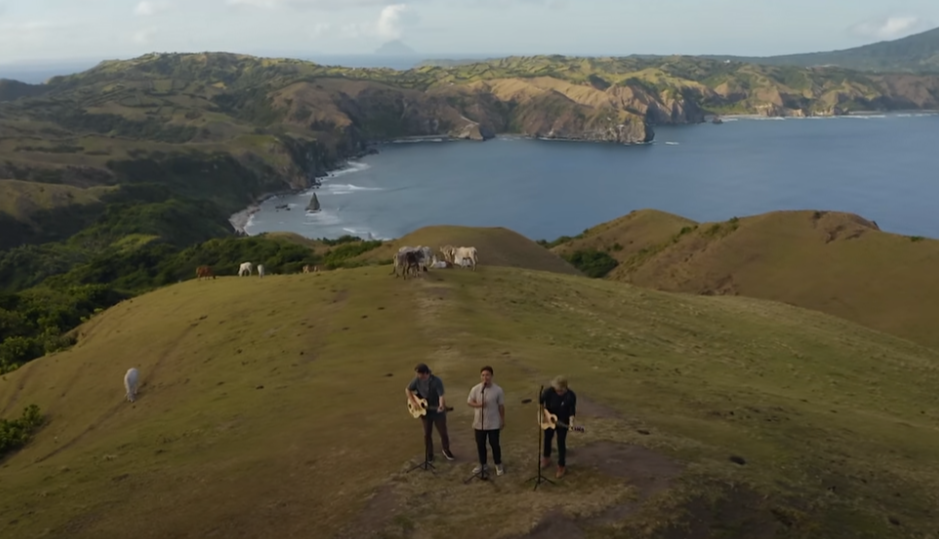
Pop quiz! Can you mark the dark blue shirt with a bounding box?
[540,387,577,423]
[408,374,445,415]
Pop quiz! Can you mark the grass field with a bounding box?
[553,209,939,351]
[1,261,938,539]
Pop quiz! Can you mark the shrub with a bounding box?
[562,249,619,278]
[0,404,45,458]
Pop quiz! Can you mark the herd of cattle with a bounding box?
[392,244,478,279]
[191,244,479,282]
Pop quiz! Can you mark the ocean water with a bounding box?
[243,113,939,242]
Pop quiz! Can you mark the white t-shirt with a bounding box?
[467,382,504,430]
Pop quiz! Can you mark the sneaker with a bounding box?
[496,464,504,476]
[556,466,566,479]
[472,464,488,474]
[540,457,551,469]
[442,449,455,461]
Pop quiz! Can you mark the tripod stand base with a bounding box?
[526,472,555,490]
[406,458,436,473]
[463,467,490,483]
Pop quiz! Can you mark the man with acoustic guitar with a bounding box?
[406,363,456,462]
[540,375,577,478]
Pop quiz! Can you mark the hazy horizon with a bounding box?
[0,0,937,67]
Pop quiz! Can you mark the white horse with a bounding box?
[238,262,253,277]
[124,368,139,402]
[258,264,266,278]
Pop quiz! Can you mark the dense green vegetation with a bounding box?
[560,248,619,278]
[0,404,44,458]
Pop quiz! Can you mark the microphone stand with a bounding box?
[526,385,555,491]
[464,384,490,483]
[407,398,437,474]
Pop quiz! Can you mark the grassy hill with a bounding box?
[1,264,937,538]
[354,224,582,276]
[551,209,939,350]
[705,26,939,73]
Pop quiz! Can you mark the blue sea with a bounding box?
[243,112,939,242]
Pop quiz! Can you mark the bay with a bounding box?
[243,113,939,241]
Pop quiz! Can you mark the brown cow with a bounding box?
[196,265,215,280]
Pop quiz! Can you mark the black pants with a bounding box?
[543,427,568,466]
[474,429,502,465]
[421,413,450,459]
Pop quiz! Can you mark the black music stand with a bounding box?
[526,385,555,491]
[464,385,490,483]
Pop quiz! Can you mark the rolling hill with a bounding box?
[354,225,583,276]
[704,26,939,73]
[1,261,938,538]
[551,209,939,349]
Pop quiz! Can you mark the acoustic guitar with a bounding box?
[540,409,586,432]
[407,397,454,418]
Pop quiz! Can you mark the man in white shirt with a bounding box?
[467,365,505,476]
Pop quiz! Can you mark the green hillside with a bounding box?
[704,26,939,73]
[1,265,937,538]
[550,209,939,350]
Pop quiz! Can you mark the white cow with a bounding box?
[453,246,478,270]
[439,245,456,264]
[238,262,253,277]
[124,368,139,402]
[258,264,266,278]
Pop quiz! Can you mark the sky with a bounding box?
[0,0,937,65]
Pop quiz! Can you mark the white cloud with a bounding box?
[135,1,172,16]
[307,3,419,41]
[849,15,928,41]
[133,27,157,44]
[376,4,418,39]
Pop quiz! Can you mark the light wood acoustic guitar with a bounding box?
[540,409,586,432]
[407,397,454,418]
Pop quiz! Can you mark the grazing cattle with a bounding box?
[238,262,253,277]
[196,265,215,280]
[453,246,478,270]
[403,251,422,279]
[258,264,266,278]
[393,246,433,278]
[439,245,456,264]
[124,368,139,402]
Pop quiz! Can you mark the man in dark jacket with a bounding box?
[406,363,455,461]
[539,375,576,478]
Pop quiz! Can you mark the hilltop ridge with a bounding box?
[551,208,939,349]
[704,26,939,73]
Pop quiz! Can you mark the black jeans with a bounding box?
[421,413,450,459]
[474,429,502,465]
[543,427,568,466]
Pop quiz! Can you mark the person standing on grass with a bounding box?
[406,363,455,462]
[467,365,505,476]
[540,375,576,478]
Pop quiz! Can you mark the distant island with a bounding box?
[374,40,418,56]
